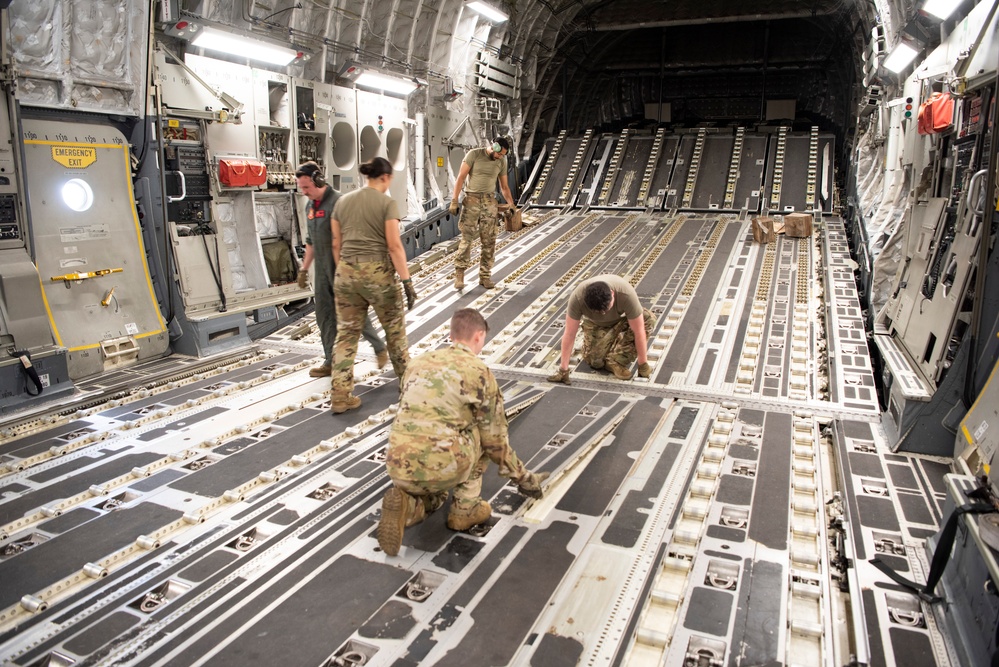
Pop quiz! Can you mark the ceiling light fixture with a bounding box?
[192,27,299,66]
[883,41,920,74]
[922,0,962,20]
[355,72,419,96]
[466,1,509,23]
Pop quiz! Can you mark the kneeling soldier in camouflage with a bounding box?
[378,308,548,556]
[547,274,654,384]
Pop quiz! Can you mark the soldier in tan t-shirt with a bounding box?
[449,137,516,291]
[547,275,655,382]
[329,157,418,414]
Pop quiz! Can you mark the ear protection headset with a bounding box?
[310,166,326,187]
[492,141,503,153]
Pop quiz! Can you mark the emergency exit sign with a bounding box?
[51,146,97,168]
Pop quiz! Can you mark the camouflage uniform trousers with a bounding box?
[332,259,409,396]
[315,278,385,366]
[582,308,655,368]
[387,427,490,512]
[454,193,498,280]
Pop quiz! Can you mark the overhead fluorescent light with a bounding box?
[923,0,962,20]
[883,42,920,73]
[355,72,418,96]
[192,27,299,66]
[466,1,509,23]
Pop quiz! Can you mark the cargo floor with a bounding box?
[0,211,949,666]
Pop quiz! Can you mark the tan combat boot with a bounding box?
[376,349,389,369]
[378,487,423,556]
[454,267,465,291]
[309,364,332,377]
[479,275,496,289]
[446,499,492,531]
[331,393,362,414]
[605,359,634,380]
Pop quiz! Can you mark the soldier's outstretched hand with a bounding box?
[403,279,418,310]
[516,471,549,499]
[546,367,571,385]
[637,362,652,378]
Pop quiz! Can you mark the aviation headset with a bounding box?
[492,140,503,153]
[298,161,325,187]
[309,164,326,187]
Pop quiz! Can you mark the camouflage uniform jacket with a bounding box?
[388,343,528,484]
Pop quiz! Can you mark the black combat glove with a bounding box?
[546,367,571,385]
[402,279,418,310]
[516,471,550,499]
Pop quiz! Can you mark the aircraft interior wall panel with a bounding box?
[356,90,409,214]
[169,223,235,312]
[328,85,361,194]
[252,70,295,187]
[425,107,474,204]
[609,135,653,206]
[182,56,257,157]
[664,135,696,209]
[291,79,333,176]
[6,0,149,118]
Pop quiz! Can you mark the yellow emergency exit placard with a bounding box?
[437,157,444,167]
[51,146,97,169]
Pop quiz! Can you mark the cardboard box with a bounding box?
[752,216,775,244]
[784,212,813,237]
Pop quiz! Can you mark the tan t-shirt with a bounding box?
[463,148,507,194]
[332,186,401,259]
[567,274,643,325]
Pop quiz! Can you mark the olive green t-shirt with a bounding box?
[332,186,401,259]
[463,148,507,194]
[567,274,643,325]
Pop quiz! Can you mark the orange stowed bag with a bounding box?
[917,92,955,135]
[218,158,249,187]
[245,160,267,186]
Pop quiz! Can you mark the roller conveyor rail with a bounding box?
[597,128,632,205]
[558,128,594,205]
[723,127,745,210]
[769,125,789,210]
[637,126,667,207]
[806,125,819,210]
[528,129,566,205]
[681,128,707,208]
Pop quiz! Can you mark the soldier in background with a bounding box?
[377,308,548,556]
[295,161,388,377]
[547,275,654,383]
[449,137,516,291]
[330,157,416,414]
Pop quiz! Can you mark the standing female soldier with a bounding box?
[330,157,418,413]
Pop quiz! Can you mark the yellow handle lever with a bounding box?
[101,286,116,307]
[50,268,123,283]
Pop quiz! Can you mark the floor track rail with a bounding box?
[637,127,667,206]
[681,129,707,209]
